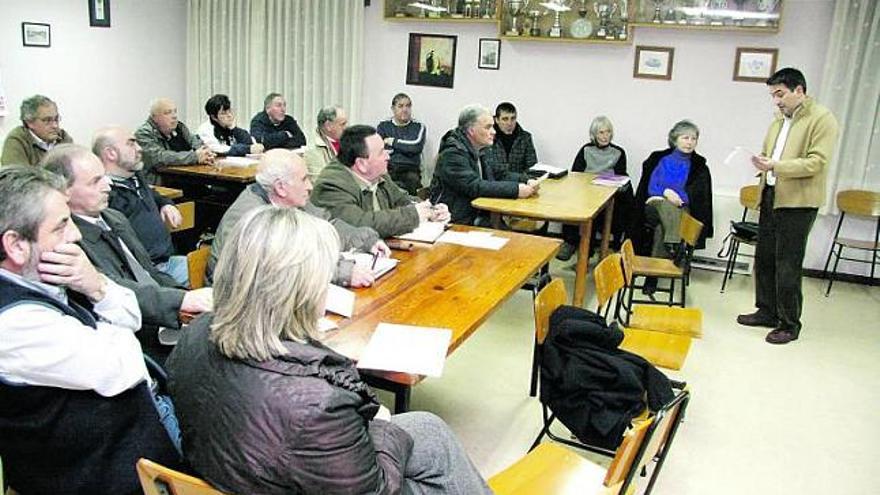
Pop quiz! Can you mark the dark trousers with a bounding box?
[389,166,423,196]
[754,186,817,334]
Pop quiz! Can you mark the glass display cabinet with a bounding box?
[384,0,501,22]
[498,0,633,44]
[631,0,783,31]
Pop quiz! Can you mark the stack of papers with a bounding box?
[591,174,631,188]
[217,156,259,168]
[342,252,399,279]
[395,221,448,243]
[356,323,452,377]
[437,230,508,250]
[529,162,568,178]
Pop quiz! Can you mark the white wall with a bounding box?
[0,0,187,147]
[361,0,872,273]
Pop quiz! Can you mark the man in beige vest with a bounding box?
[737,68,839,345]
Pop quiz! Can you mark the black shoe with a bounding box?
[641,277,658,297]
[556,242,576,261]
[766,328,798,345]
[736,311,779,328]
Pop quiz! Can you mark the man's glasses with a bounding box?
[37,115,61,124]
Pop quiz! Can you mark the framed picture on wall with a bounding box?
[406,33,457,89]
[21,23,51,48]
[89,0,112,28]
[733,47,778,83]
[633,46,674,80]
[478,38,501,70]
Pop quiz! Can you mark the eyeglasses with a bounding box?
[37,115,61,124]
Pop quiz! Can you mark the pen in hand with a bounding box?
[370,251,379,270]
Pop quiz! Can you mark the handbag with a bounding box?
[717,220,759,258]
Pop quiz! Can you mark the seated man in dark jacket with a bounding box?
[0,166,179,495]
[312,125,449,238]
[135,97,216,184]
[430,104,539,225]
[94,126,189,286]
[249,92,307,151]
[41,144,213,362]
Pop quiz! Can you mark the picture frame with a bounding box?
[89,0,111,28]
[21,23,51,48]
[478,38,501,70]
[406,33,457,89]
[733,47,778,83]
[633,46,674,80]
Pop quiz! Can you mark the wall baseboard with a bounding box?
[803,269,878,287]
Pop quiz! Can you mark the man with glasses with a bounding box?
[1,94,73,166]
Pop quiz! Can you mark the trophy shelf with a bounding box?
[630,0,783,32]
[499,1,635,45]
[384,0,501,22]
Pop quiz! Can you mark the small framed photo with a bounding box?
[89,0,111,28]
[733,47,778,83]
[633,46,674,80]
[406,33,457,89]
[21,23,51,48]
[478,38,501,70]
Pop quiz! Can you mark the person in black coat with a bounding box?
[249,92,307,150]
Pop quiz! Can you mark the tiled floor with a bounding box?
[376,258,880,494]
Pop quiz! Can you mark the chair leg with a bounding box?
[826,244,843,296]
[643,397,691,495]
[720,239,738,293]
[529,405,553,452]
[529,337,540,397]
[680,275,686,308]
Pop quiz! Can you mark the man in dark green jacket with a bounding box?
[1,95,73,166]
[312,125,449,238]
[429,105,538,226]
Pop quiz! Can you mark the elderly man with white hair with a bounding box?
[208,148,387,287]
[135,97,215,183]
[429,104,538,226]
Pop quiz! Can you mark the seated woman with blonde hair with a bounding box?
[166,206,491,495]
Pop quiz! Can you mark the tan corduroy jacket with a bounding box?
[757,97,839,209]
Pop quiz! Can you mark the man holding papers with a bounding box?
[209,149,387,287]
[737,68,839,345]
[312,125,449,238]
[430,104,538,226]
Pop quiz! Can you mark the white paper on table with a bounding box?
[724,146,758,168]
[325,284,355,318]
[217,156,259,167]
[395,221,448,243]
[437,231,508,250]
[356,323,452,377]
[341,252,399,279]
[317,317,338,333]
[529,162,567,175]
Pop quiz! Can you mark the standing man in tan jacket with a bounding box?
[737,68,839,345]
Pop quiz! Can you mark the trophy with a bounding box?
[569,0,593,38]
[617,0,629,40]
[482,0,497,18]
[651,0,663,23]
[755,0,778,26]
[543,0,571,38]
[731,0,746,25]
[594,2,617,39]
[463,0,474,17]
[505,0,531,36]
[528,10,543,36]
[709,0,727,25]
[663,0,677,24]
[427,0,443,18]
[689,0,708,25]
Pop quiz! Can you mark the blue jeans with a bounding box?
[156,255,189,288]
[151,386,183,456]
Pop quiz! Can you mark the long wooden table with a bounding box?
[472,172,617,307]
[322,225,560,413]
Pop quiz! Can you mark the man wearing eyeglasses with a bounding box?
[1,94,73,166]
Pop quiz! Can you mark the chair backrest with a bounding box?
[620,239,636,287]
[593,253,625,317]
[137,458,228,495]
[739,184,761,211]
[168,201,196,233]
[837,190,880,217]
[187,245,211,290]
[533,278,567,345]
[603,415,655,490]
[678,211,704,248]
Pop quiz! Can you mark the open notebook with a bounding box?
[343,252,399,279]
[395,221,449,244]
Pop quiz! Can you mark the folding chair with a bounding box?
[186,245,212,290]
[822,189,880,296]
[627,212,703,307]
[137,458,228,495]
[720,185,760,293]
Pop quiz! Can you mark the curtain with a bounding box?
[185,0,364,137]
[818,0,880,213]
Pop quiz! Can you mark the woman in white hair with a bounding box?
[167,205,491,495]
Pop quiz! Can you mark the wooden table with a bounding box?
[472,172,617,307]
[323,225,560,413]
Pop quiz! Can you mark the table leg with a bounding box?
[600,196,615,259]
[363,374,412,413]
[574,219,593,306]
[490,212,502,230]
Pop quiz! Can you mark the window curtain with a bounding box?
[185,0,364,138]
[818,0,880,213]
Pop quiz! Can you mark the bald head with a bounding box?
[149,98,179,135]
[93,126,144,177]
[255,149,312,208]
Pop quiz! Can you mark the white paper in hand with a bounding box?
[724,146,758,168]
[356,323,452,377]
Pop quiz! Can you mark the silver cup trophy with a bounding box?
[505,0,531,36]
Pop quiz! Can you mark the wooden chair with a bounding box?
[628,211,703,307]
[187,245,211,290]
[594,251,693,371]
[167,201,196,233]
[495,389,691,495]
[529,275,566,397]
[822,190,880,295]
[137,458,228,495]
[620,240,702,340]
[720,185,760,293]
[151,185,184,200]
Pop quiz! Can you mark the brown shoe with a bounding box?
[736,311,779,328]
[766,329,798,345]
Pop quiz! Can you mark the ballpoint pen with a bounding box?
[370,251,379,270]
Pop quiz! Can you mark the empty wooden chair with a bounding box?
[822,189,880,295]
[187,244,211,290]
[137,458,228,495]
[720,184,760,293]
